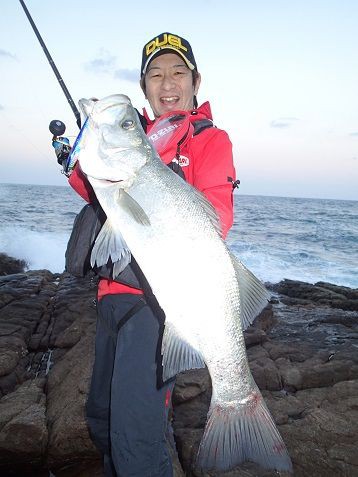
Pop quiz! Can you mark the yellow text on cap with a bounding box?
[146,34,188,57]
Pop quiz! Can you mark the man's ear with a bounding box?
[194,72,201,95]
[140,78,147,99]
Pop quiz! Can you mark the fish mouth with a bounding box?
[88,177,124,186]
[100,142,133,153]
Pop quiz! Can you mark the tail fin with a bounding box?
[196,391,293,473]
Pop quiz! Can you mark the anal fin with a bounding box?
[162,323,206,381]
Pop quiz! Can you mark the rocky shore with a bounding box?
[0,253,357,476]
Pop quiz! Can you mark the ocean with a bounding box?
[0,183,357,288]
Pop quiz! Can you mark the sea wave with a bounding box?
[0,184,357,287]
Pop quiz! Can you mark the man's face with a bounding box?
[142,53,201,118]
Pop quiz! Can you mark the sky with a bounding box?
[1,0,357,201]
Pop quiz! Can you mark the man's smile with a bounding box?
[160,96,180,104]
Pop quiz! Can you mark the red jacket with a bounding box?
[69,101,236,299]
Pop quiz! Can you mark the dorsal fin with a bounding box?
[230,253,270,330]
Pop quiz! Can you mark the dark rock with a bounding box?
[271,278,358,311]
[253,304,277,331]
[315,281,358,301]
[0,274,357,476]
[250,357,282,390]
[173,368,211,405]
[0,253,27,276]
[46,332,99,467]
[0,378,47,471]
[244,327,268,347]
[272,380,358,477]
[0,349,21,377]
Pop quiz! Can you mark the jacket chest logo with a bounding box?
[172,155,190,167]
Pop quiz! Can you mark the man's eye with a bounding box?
[174,70,188,77]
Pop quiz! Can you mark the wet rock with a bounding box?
[0,253,27,276]
[271,278,358,311]
[244,326,268,347]
[0,272,357,476]
[173,368,211,404]
[250,356,282,390]
[274,380,358,477]
[46,330,98,467]
[0,378,47,471]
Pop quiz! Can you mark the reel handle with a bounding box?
[49,119,66,137]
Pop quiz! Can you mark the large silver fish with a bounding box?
[70,94,293,473]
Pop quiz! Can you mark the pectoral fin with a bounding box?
[161,322,206,381]
[118,190,150,226]
[91,220,131,277]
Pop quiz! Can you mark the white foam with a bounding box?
[230,246,357,288]
[0,226,69,273]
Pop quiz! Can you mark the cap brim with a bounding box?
[142,47,195,75]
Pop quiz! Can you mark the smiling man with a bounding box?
[140,33,201,116]
[142,52,200,116]
[65,32,237,477]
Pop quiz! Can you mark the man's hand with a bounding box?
[52,137,71,165]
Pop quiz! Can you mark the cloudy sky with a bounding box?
[1,0,357,200]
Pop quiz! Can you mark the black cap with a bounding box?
[141,32,197,76]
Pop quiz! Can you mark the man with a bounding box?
[61,32,236,476]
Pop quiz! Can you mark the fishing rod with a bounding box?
[19,0,81,129]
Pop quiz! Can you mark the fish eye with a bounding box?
[121,119,135,130]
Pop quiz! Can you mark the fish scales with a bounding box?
[71,94,293,474]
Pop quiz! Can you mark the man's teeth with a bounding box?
[161,97,178,102]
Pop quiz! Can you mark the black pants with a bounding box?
[86,293,174,477]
